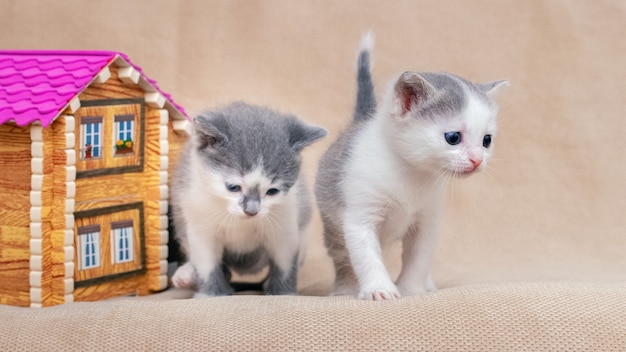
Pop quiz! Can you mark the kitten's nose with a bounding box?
[243,200,260,217]
[244,208,258,217]
[470,158,482,169]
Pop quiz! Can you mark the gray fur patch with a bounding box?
[196,265,234,296]
[265,256,298,295]
[315,123,361,220]
[417,72,503,118]
[223,247,266,273]
[194,102,326,191]
[413,72,467,119]
[354,49,376,122]
[241,186,261,216]
[295,178,314,231]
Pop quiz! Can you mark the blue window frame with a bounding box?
[78,225,101,270]
[80,116,103,159]
[111,220,134,264]
[117,120,133,141]
[114,114,135,156]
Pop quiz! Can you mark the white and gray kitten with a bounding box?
[315,34,507,300]
[171,102,326,297]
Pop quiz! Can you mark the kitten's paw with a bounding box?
[425,278,438,293]
[192,291,212,299]
[172,262,196,289]
[358,286,400,301]
[396,276,437,296]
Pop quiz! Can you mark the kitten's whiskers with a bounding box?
[264,209,287,238]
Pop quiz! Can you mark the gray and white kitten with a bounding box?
[315,34,507,300]
[171,102,326,297]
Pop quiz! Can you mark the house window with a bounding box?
[74,99,145,178]
[78,225,101,270]
[111,220,134,264]
[73,203,145,286]
[114,115,135,156]
[80,116,103,159]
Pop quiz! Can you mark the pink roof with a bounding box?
[0,50,187,127]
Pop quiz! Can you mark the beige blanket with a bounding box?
[1,282,625,351]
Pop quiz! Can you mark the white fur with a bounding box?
[339,81,496,300]
[359,31,375,54]
[171,261,195,289]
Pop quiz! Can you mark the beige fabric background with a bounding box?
[1,0,625,295]
[1,282,625,351]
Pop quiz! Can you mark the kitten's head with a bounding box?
[191,102,326,218]
[387,71,507,177]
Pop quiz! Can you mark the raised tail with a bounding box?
[352,32,377,122]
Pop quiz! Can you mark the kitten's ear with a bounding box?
[394,72,436,116]
[479,80,509,96]
[192,115,229,149]
[287,119,327,152]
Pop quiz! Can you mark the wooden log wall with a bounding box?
[0,124,32,307]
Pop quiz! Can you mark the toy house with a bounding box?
[0,51,189,307]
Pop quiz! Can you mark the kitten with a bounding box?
[315,33,507,300]
[171,102,326,297]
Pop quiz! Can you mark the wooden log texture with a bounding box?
[0,124,32,306]
[143,108,164,291]
[38,126,60,307]
[167,119,188,186]
[78,66,143,101]
[44,117,72,306]
[73,274,147,302]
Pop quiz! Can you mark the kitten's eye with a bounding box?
[444,132,462,145]
[483,134,492,148]
[266,188,280,196]
[225,184,241,192]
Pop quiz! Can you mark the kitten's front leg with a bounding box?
[187,228,233,297]
[265,255,298,295]
[265,227,299,295]
[395,216,441,296]
[343,217,399,301]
